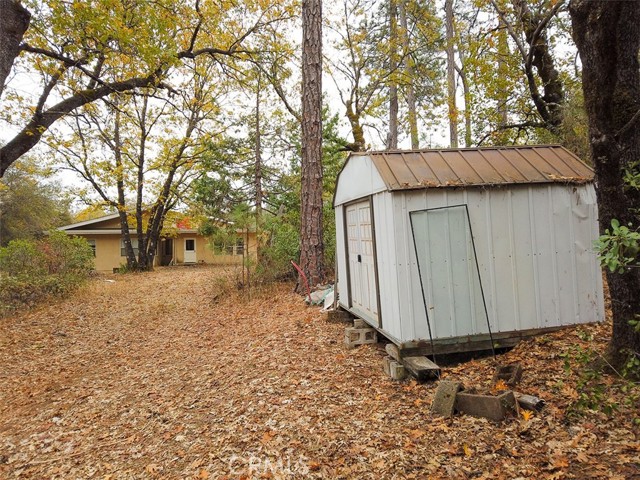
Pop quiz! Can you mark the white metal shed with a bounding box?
[334,146,605,355]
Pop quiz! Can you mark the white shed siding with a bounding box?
[371,192,400,335]
[379,184,603,345]
[335,206,348,307]
[334,155,387,207]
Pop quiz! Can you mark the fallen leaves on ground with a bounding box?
[0,266,638,479]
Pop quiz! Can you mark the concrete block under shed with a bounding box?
[353,318,367,328]
[455,391,517,422]
[383,356,407,380]
[344,326,377,349]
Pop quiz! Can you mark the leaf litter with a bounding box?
[0,266,638,479]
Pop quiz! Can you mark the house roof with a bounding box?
[58,213,121,231]
[57,213,247,235]
[349,145,594,191]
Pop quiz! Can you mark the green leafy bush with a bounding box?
[0,233,94,316]
[595,219,640,273]
[0,239,47,276]
[256,216,300,281]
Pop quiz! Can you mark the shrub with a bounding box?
[256,216,300,281]
[0,239,47,276]
[0,233,94,316]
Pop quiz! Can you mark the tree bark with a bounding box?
[300,0,324,287]
[399,0,418,149]
[255,72,263,222]
[570,0,640,370]
[445,0,458,148]
[113,107,138,270]
[512,0,564,133]
[345,99,366,151]
[387,0,399,150]
[254,72,263,261]
[497,15,510,128]
[0,0,30,99]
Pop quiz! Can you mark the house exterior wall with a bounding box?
[90,235,123,272]
[67,232,257,272]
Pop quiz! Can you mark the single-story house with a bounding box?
[57,213,257,272]
[334,145,605,355]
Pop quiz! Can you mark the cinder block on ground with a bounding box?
[326,310,354,324]
[493,363,523,387]
[344,326,377,349]
[455,390,517,422]
[431,381,464,417]
[383,356,407,380]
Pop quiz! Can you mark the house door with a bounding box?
[346,199,379,325]
[184,238,196,263]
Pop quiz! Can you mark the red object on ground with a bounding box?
[290,260,312,302]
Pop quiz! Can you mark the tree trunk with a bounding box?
[387,0,399,150]
[570,0,640,370]
[0,0,30,98]
[513,0,564,133]
[136,96,149,270]
[113,107,138,269]
[445,0,458,148]
[497,15,509,128]
[300,0,324,288]
[399,0,418,149]
[254,73,263,261]
[345,99,366,151]
[255,73,263,221]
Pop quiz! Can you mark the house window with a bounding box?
[120,238,139,257]
[212,237,245,255]
[213,241,225,254]
[87,239,96,257]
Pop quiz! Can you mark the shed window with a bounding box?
[236,237,244,255]
[120,238,139,257]
[87,239,96,257]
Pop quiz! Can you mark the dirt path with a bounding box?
[0,267,638,479]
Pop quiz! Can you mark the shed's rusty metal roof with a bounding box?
[355,145,593,190]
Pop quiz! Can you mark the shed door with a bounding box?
[410,205,490,339]
[346,200,379,325]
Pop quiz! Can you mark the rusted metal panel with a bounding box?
[357,145,594,190]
